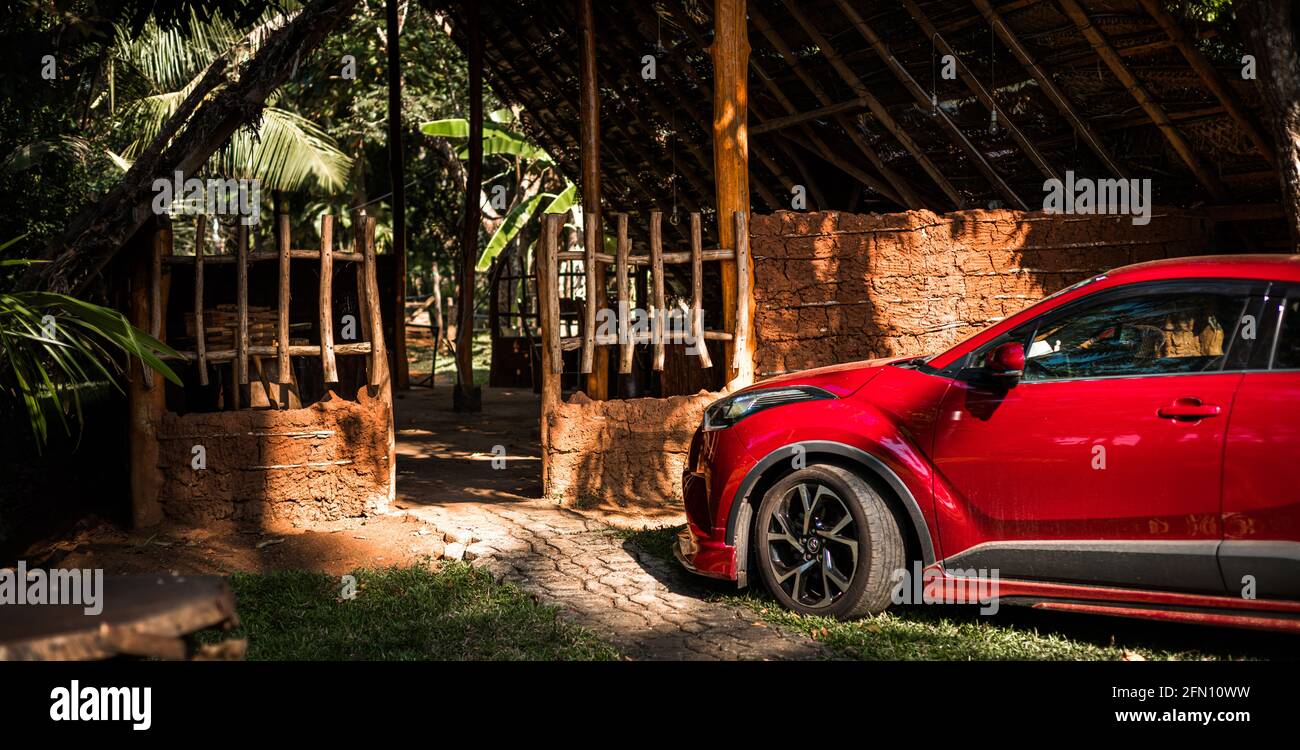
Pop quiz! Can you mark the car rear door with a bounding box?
[932,279,1267,593]
[1220,284,1300,600]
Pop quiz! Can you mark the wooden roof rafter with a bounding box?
[969,0,1127,179]
[818,0,1028,209]
[1055,0,1228,201]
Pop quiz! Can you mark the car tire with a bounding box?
[754,464,904,619]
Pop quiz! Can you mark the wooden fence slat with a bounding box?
[361,216,385,388]
[732,210,751,370]
[690,212,712,369]
[276,213,291,389]
[615,213,633,374]
[319,216,337,382]
[543,215,562,375]
[580,218,598,374]
[236,223,249,392]
[194,216,208,386]
[650,210,665,371]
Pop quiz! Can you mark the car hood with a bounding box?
[745,356,915,398]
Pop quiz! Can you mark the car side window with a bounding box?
[1273,294,1300,370]
[1019,283,1259,382]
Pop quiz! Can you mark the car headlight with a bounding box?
[702,385,836,431]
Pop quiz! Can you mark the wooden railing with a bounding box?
[153,212,387,408]
[536,209,751,378]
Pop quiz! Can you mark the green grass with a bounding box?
[622,526,1294,662]
[201,562,619,660]
[408,330,490,386]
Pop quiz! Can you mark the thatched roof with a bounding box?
[434,0,1283,244]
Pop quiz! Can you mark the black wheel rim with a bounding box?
[765,481,860,609]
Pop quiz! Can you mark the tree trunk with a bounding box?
[454,0,483,411]
[1238,0,1300,243]
[21,0,361,295]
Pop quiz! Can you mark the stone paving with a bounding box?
[397,499,826,661]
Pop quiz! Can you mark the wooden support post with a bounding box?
[361,216,385,388]
[538,214,562,495]
[385,0,410,390]
[235,222,249,393]
[731,211,751,371]
[969,0,1126,179]
[193,217,208,386]
[145,222,168,389]
[712,0,749,386]
[319,215,338,383]
[649,210,666,372]
[689,213,713,370]
[276,212,292,396]
[580,217,598,375]
[128,224,165,528]
[615,213,632,375]
[578,0,608,400]
[1056,0,1227,200]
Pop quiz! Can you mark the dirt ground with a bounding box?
[24,381,684,576]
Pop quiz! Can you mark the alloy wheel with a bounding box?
[764,481,860,609]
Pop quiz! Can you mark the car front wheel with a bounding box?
[754,464,904,619]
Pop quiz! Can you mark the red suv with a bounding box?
[677,255,1300,632]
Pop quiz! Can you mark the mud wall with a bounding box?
[544,390,717,512]
[751,209,1214,375]
[155,389,392,528]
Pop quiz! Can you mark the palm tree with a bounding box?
[108,6,352,193]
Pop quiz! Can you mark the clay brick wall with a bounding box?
[544,390,717,511]
[751,209,1213,375]
[155,389,391,528]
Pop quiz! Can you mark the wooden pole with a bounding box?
[577,0,608,399]
[455,0,482,410]
[615,213,632,375]
[538,214,562,495]
[319,215,338,383]
[650,210,666,372]
[689,212,713,370]
[128,223,166,527]
[193,216,208,386]
[1056,0,1227,201]
[712,0,750,387]
[235,222,249,398]
[362,216,385,388]
[731,211,751,371]
[385,0,409,389]
[276,212,292,399]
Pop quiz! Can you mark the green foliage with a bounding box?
[0,251,180,446]
[198,563,620,661]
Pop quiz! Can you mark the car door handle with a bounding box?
[1157,397,1221,421]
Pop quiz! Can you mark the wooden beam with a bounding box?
[1136,0,1274,167]
[1056,0,1227,201]
[901,0,1059,182]
[193,216,208,386]
[821,0,1026,209]
[319,215,337,383]
[689,213,713,370]
[128,225,165,528]
[751,97,870,135]
[276,212,291,394]
[235,223,249,391]
[615,213,633,374]
[385,0,409,389]
[538,214,562,495]
[650,210,666,372]
[971,0,1126,177]
[731,210,751,372]
[713,0,750,386]
[455,0,482,409]
[578,0,608,399]
[361,216,385,389]
[750,6,926,208]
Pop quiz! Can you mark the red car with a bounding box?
[677,254,1300,632]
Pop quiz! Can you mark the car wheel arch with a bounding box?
[728,440,936,587]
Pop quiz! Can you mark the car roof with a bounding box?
[1102,253,1300,284]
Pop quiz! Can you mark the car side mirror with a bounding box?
[985,342,1025,383]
